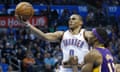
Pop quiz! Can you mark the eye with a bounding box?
[69,17,76,20]
[71,18,76,20]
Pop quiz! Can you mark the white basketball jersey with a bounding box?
[61,29,89,64]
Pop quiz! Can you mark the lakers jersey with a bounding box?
[93,48,115,72]
[61,29,89,64]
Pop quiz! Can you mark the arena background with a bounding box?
[0,0,120,72]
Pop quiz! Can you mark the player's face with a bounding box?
[68,15,83,29]
[88,32,97,46]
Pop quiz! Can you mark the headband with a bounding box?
[92,28,105,43]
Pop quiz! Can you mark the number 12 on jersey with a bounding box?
[69,49,74,56]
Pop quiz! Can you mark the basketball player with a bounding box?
[16,14,92,72]
[81,28,115,72]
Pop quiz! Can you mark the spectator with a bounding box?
[53,0,62,5]
[113,38,120,63]
[44,52,56,72]
[22,51,35,72]
[1,42,15,62]
[44,6,53,26]
[44,42,53,53]
[32,0,41,4]
[86,10,95,27]
[32,52,45,72]
[35,52,44,65]
[94,9,106,26]
[16,48,25,60]
[31,42,45,55]
[39,0,48,5]
[112,0,119,5]
[0,58,9,72]
[7,25,17,45]
[69,0,78,5]
[8,65,13,72]
[115,49,120,63]
[61,0,68,5]
[52,45,62,63]
[0,66,2,72]
[71,10,79,14]
[29,31,36,41]
[59,8,70,26]
[51,9,59,21]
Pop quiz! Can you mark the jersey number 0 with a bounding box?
[69,49,74,56]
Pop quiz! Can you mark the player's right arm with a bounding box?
[81,49,102,72]
[26,23,64,41]
[16,15,64,41]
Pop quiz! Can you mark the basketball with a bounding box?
[15,2,34,21]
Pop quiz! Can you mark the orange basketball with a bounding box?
[15,2,34,21]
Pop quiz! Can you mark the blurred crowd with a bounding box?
[0,0,120,72]
[0,26,63,72]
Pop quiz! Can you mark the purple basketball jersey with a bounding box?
[96,48,115,72]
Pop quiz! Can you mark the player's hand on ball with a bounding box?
[15,14,23,23]
[15,2,34,21]
[15,2,34,27]
[15,14,31,27]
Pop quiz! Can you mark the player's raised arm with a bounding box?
[16,15,64,41]
[28,24,64,41]
[81,49,102,72]
[25,23,64,41]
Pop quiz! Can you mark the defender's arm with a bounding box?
[81,49,102,72]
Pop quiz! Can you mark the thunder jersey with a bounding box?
[93,48,115,72]
[61,29,89,64]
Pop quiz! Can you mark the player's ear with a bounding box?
[80,20,83,25]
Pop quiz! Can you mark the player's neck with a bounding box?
[94,42,105,49]
[70,26,81,35]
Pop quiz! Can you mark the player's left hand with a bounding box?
[69,56,78,65]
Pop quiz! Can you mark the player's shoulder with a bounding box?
[82,29,93,41]
[84,49,102,63]
[84,30,93,37]
[88,49,102,58]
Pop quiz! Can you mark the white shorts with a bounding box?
[56,65,81,72]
